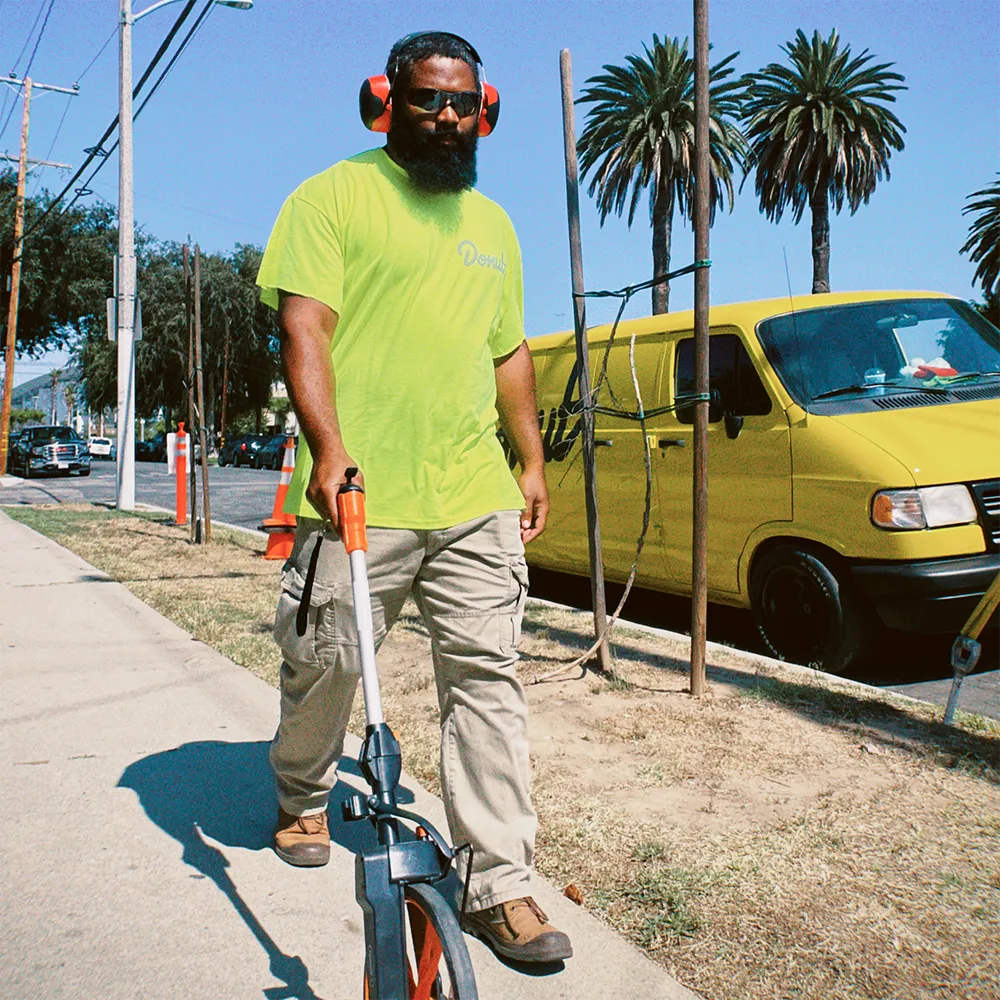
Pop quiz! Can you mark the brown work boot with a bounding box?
[274,808,330,867]
[462,896,573,963]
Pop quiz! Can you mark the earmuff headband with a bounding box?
[359,30,500,137]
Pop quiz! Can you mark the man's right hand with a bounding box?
[306,453,364,534]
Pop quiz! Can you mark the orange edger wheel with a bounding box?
[403,883,478,1000]
[362,884,477,999]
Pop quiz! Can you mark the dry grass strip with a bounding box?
[7,505,999,1000]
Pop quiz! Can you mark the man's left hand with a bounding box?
[517,465,549,545]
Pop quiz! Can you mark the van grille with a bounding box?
[971,480,1000,551]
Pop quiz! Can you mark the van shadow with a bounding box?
[522,619,1000,781]
[117,740,417,1000]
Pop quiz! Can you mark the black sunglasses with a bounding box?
[406,88,481,118]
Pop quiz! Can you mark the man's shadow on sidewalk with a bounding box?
[117,740,415,1000]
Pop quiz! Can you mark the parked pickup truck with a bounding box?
[9,426,91,478]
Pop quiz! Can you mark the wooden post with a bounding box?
[220,309,230,449]
[559,49,613,673]
[690,0,711,696]
[194,245,211,542]
[0,78,32,474]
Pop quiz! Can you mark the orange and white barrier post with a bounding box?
[260,436,297,560]
[174,422,188,526]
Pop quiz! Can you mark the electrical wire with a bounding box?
[8,1,46,75]
[0,0,55,141]
[52,0,216,224]
[3,0,45,125]
[76,25,118,83]
[535,259,713,684]
[9,0,198,261]
[29,26,117,197]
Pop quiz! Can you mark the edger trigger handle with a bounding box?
[337,467,367,553]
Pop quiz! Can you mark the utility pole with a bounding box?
[194,245,211,542]
[183,243,196,539]
[50,369,59,424]
[0,75,78,474]
[559,49,613,673]
[116,0,137,510]
[690,0,711,697]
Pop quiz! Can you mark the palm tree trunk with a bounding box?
[651,179,673,314]
[810,189,831,294]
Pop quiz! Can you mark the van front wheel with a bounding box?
[749,546,872,674]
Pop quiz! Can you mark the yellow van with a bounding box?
[514,291,1000,672]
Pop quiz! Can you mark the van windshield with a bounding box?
[756,298,1000,409]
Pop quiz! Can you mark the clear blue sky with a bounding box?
[3,0,998,386]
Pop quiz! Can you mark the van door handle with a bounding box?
[657,438,686,449]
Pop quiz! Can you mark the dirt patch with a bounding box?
[7,505,1000,1000]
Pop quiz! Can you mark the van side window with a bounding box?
[675,334,772,424]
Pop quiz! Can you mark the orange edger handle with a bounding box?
[336,467,367,553]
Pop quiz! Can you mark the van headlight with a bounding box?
[872,485,978,530]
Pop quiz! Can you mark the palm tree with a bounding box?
[960,175,999,322]
[576,35,746,314]
[741,29,906,294]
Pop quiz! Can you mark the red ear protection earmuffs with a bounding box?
[359,31,500,137]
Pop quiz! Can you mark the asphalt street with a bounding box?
[2,459,997,720]
[4,457,281,531]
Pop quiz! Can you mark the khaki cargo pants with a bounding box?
[271,509,536,911]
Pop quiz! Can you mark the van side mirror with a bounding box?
[724,412,744,440]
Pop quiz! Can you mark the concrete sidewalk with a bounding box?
[0,510,700,1000]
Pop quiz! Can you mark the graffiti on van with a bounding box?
[498,359,583,471]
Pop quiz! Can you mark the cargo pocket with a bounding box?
[273,588,329,668]
[314,581,388,672]
[502,557,530,657]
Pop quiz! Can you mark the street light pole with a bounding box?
[116,0,137,509]
[114,0,253,510]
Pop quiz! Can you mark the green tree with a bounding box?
[972,291,999,329]
[576,35,746,313]
[1,170,118,356]
[741,29,906,293]
[961,175,999,326]
[77,242,278,432]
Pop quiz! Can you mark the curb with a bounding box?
[525,594,946,715]
[134,502,268,539]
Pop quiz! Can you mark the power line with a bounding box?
[77,25,118,83]
[28,25,118,197]
[21,0,213,243]
[0,0,56,141]
[8,0,45,75]
[134,0,215,118]
[11,0,198,256]
[0,0,46,129]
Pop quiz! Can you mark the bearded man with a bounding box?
[256,31,571,964]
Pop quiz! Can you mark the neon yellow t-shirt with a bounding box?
[257,147,527,528]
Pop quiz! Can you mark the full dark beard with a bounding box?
[388,107,478,194]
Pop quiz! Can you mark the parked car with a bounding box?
[9,425,91,478]
[88,436,116,460]
[135,431,167,462]
[254,434,297,470]
[218,433,269,468]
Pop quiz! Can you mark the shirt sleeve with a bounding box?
[256,189,344,314]
[488,222,525,359]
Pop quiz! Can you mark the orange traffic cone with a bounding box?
[260,436,297,560]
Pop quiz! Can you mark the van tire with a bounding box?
[749,545,873,674]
